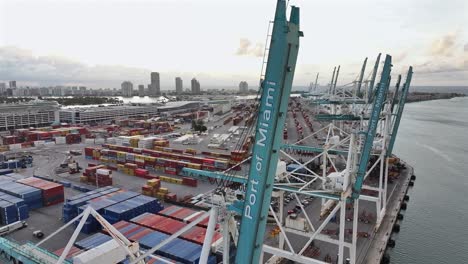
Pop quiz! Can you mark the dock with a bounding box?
[362,161,414,263]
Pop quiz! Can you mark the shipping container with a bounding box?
[75,233,112,250]
[17,177,64,206]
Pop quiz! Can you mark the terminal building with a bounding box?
[0,100,59,131]
[58,101,202,124]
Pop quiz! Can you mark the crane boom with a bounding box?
[314,72,319,91]
[387,67,413,157]
[235,1,302,263]
[333,65,340,95]
[357,57,368,96]
[368,53,381,102]
[329,67,336,95]
[352,54,392,199]
[390,74,402,113]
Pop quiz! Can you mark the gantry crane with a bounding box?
[235,1,302,263]
[181,1,414,263]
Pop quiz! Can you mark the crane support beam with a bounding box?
[235,1,302,263]
[311,99,367,105]
[353,54,393,199]
[280,144,349,155]
[273,185,341,200]
[182,168,248,184]
[315,114,364,121]
[387,67,413,157]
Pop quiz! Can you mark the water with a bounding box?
[389,97,468,263]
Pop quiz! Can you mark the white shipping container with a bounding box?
[85,138,96,144]
[9,143,22,150]
[285,216,309,232]
[73,240,136,264]
[96,168,111,175]
[34,140,45,146]
[55,137,66,144]
[95,138,105,144]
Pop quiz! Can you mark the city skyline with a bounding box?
[0,0,467,88]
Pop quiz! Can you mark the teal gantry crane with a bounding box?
[235,1,302,262]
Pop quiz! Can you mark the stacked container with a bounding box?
[81,165,106,184]
[138,231,217,264]
[141,179,161,197]
[17,177,64,206]
[0,180,42,209]
[103,195,163,224]
[96,169,113,187]
[131,213,187,235]
[84,147,94,159]
[62,186,120,222]
[76,191,141,233]
[0,192,29,223]
[75,233,113,250]
[159,205,212,228]
[65,133,81,144]
[122,163,137,176]
[53,246,83,262]
[0,200,19,224]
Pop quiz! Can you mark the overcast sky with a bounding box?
[0,0,467,89]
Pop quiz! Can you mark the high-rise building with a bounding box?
[9,81,16,89]
[239,81,249,93]
[39,87,50,96]
[175,77,183,94]
[52,86,64,96]
[191,78,201,94]
[150,72,160,97]
[138,84,145,97]
[79,86,87,95]
[0,83,6,95]
[121,81,133,97]
[71,86,78,95]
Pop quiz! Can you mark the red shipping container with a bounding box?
[202,158,215,165]
[171,208,195,220]
[53,246,83,259]
[128,228,153,241]
[131,213,186,235]
[135,169,149,177]
[84,147,94,156]
[165,193,177,201]
[182,177,198,187]
[17,177,64,206]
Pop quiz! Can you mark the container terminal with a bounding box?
[0,1,416,263]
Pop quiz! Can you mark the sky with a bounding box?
[0,0,467,89]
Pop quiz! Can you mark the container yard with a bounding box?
[0,1,419,264]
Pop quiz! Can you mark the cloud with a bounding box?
[429,33,457,57]
[393,52,408,63]
[235,38,264,58]
[0,46,261,88]
[416,33,468,76]
[0,46,156,87]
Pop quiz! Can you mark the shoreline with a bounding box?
[405,92,465,103]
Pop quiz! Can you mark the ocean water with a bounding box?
[389,97,468,263]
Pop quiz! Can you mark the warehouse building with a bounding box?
[59,101,203,124]
[0,100,59,131]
